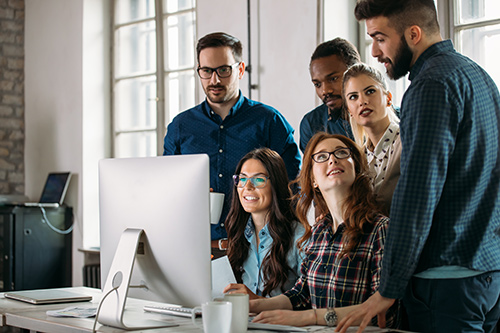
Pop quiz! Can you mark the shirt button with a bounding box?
[261,231,266,235]
[219,149,223,153]
[254,283,257,286]
[211,111,214,114]
[260,245,264,249]
[220,223,224,227]
[219,174,223,178]
[220,125,224,129]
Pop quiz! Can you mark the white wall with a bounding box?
[25,0,109,286]
[25,0,84,286]
[197,0,319,143]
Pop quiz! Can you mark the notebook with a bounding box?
[24,172,71,208]
[4,289,92,305]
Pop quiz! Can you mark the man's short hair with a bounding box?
[354,0,440,35]
[196,32,243,63]
[310,38,361,67]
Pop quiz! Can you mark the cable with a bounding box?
[92,286,119,333]
[40,206,74,234]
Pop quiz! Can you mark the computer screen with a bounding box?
[39,172,71,204]
[98,154,212,329]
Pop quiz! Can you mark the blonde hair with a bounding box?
[342,63,399,146]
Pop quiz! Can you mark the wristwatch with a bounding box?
[324,307,338,327]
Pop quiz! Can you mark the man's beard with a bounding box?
[205,84,227,104]
[385,35,413,80]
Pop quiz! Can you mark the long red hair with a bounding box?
[292,133,381,256]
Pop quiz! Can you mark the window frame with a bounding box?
[110,0,198,158]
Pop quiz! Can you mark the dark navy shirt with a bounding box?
[163,91,301,240]
[299,104,353,153]
[380,40,500,298]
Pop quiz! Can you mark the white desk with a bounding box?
[0,287,405,333]
[0,287,200,332]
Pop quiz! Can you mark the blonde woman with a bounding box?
[343,63,401,215]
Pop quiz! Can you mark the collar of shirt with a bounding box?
[409,40,454,81]
[244,216,271,245]
[314,214,346,240]
[365,121,400,164]
[201,90,244,120]
[328,107,344,122]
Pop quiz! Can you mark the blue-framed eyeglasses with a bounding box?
[233,175,269,188]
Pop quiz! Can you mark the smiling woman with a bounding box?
[223,148,306,300]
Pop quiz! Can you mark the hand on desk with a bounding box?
[223,283,263,300]
[335,291,395,333]
[252,309,314,327]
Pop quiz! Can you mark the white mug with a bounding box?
[192,301,232,333]
[224,293,249,333]
[210,192,225,224]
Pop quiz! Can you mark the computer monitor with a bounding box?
[98,154,212,330]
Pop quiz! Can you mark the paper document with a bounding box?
[211,255,237,299]
[46,306,97,318]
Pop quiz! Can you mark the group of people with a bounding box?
[163,0,500,332]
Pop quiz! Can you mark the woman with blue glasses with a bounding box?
[223,148,306,299]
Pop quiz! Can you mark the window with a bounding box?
[450,0,500,87]
[112,0,197,158]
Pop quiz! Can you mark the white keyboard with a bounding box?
[143,304,200,318]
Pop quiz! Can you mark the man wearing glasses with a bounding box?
[163,32,301,255]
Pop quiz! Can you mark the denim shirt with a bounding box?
[241,217,306,297]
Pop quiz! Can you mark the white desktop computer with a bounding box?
[98,154,212,330]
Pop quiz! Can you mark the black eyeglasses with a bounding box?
[233,175,269,188]
[311,148,352,163]
[197,62,240,79]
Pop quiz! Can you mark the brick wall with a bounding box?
[0,0,24,195]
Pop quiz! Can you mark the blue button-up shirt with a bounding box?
[380,40,500,299]
[242,217,306,297]
[299,104,353,153]
[163,92,301,240]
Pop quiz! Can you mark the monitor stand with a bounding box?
[97,228,178,330]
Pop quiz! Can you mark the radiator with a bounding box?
[82,264,101,289]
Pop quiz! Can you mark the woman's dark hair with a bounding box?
[196,32,243,63]
[292,133,381,257]
[354,0,440,35]
[226,148,297,297]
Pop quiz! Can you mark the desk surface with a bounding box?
[0,287,198,332]
[0,287,407,333]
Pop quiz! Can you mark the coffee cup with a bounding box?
[224,293,249,333]
[210,192,225,224]
[191,301,232,333]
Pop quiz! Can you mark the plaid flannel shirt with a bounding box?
[284,214,399,326]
